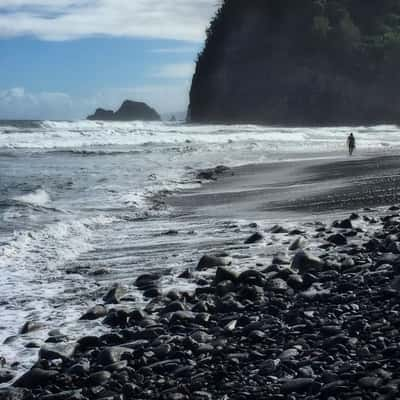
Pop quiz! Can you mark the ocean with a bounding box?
[0,119,399,374]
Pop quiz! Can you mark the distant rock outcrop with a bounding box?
[87,100,160,121]
[189,0,400,125]
[87,108,114,121]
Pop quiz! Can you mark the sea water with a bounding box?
[0,120,399,374]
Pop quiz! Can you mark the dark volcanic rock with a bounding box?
[14,368,58,388]
[289,236,305,251]
[281,378,315,394]
[87,100,161,121]
[80,304,107,320]
[238,269,266,286]
[327,233,347,246]
[97,346,133,366]
[196,165,232,181]
[0,389,28,400]
[214,266,238,284]
[291,250,324,273]
[0,369,15,384]
[244,232,264,244]
[114,100,160,121]
[87,371,111,386]
[103,284,127,304]
[196,255,227,270]
[39,343,77,360]
[39,389,83,400]
[135,273,161,288]
[188,1,400,125]
[19,321,43,334]
[86,108,114,121]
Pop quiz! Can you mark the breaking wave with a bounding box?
[13,188,51,207]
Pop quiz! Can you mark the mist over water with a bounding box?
[0,119,399,375]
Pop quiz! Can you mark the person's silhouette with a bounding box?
[347,133,356,156]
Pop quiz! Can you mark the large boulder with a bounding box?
[19,321,43,334]
[292,250,324,274]
[103,285,127,304]
[80,305,107,320]
[13,368,58,389]
[214,267,239,284]
[39,343,77,361]
[197,255,227,271]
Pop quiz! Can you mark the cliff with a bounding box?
[87,100,160,121]
[189,0,400,125]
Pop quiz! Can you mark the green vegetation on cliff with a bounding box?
[189,0,400,125]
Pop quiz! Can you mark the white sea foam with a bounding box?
[13,188,51,206]
[0,216,112,272]
[0,214,117,371]
[0,121,399,156]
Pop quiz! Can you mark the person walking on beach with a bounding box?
[347,133,356,156]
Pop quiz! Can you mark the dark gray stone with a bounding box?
[244,232,264,244]
[19,321,43,335]
[292,250,324,273]
[87,371,111,386]
[97,346,133,366]
[214,267,238,284]
[0,389,28,400]
[80,305,107,320]
[0,369,15,384]
[281,378,315,394]
[39,343,77,361]
[14,368,58,388]
[327,233,347,246]
[103,285,127,304]
[196,255,226,271]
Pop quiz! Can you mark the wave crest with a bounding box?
[13,189,51,206]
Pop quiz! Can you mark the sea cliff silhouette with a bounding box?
[189,0,400,125]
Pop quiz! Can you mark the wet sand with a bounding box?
[169,152,400,220]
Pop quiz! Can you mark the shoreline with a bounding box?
[169,151,400,220]
[2,151,400,398]
[2,204,400,398]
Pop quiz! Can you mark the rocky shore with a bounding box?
[2,207,400,400]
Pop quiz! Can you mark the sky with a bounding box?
[0,0,220,120]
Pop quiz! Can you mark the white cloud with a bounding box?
[0,87,75,119]
[0,0,220,42]
[151,62,195,79]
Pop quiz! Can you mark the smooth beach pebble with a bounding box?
[196,255,227,270]
[80,304,107,320]
[19,321,43,335]
[244,232,264,244]
[103,284,127,304]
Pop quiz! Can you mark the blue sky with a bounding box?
[0,1,219,119]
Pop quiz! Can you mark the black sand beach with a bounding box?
[170,152,400,220]
[3,153,400,400]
